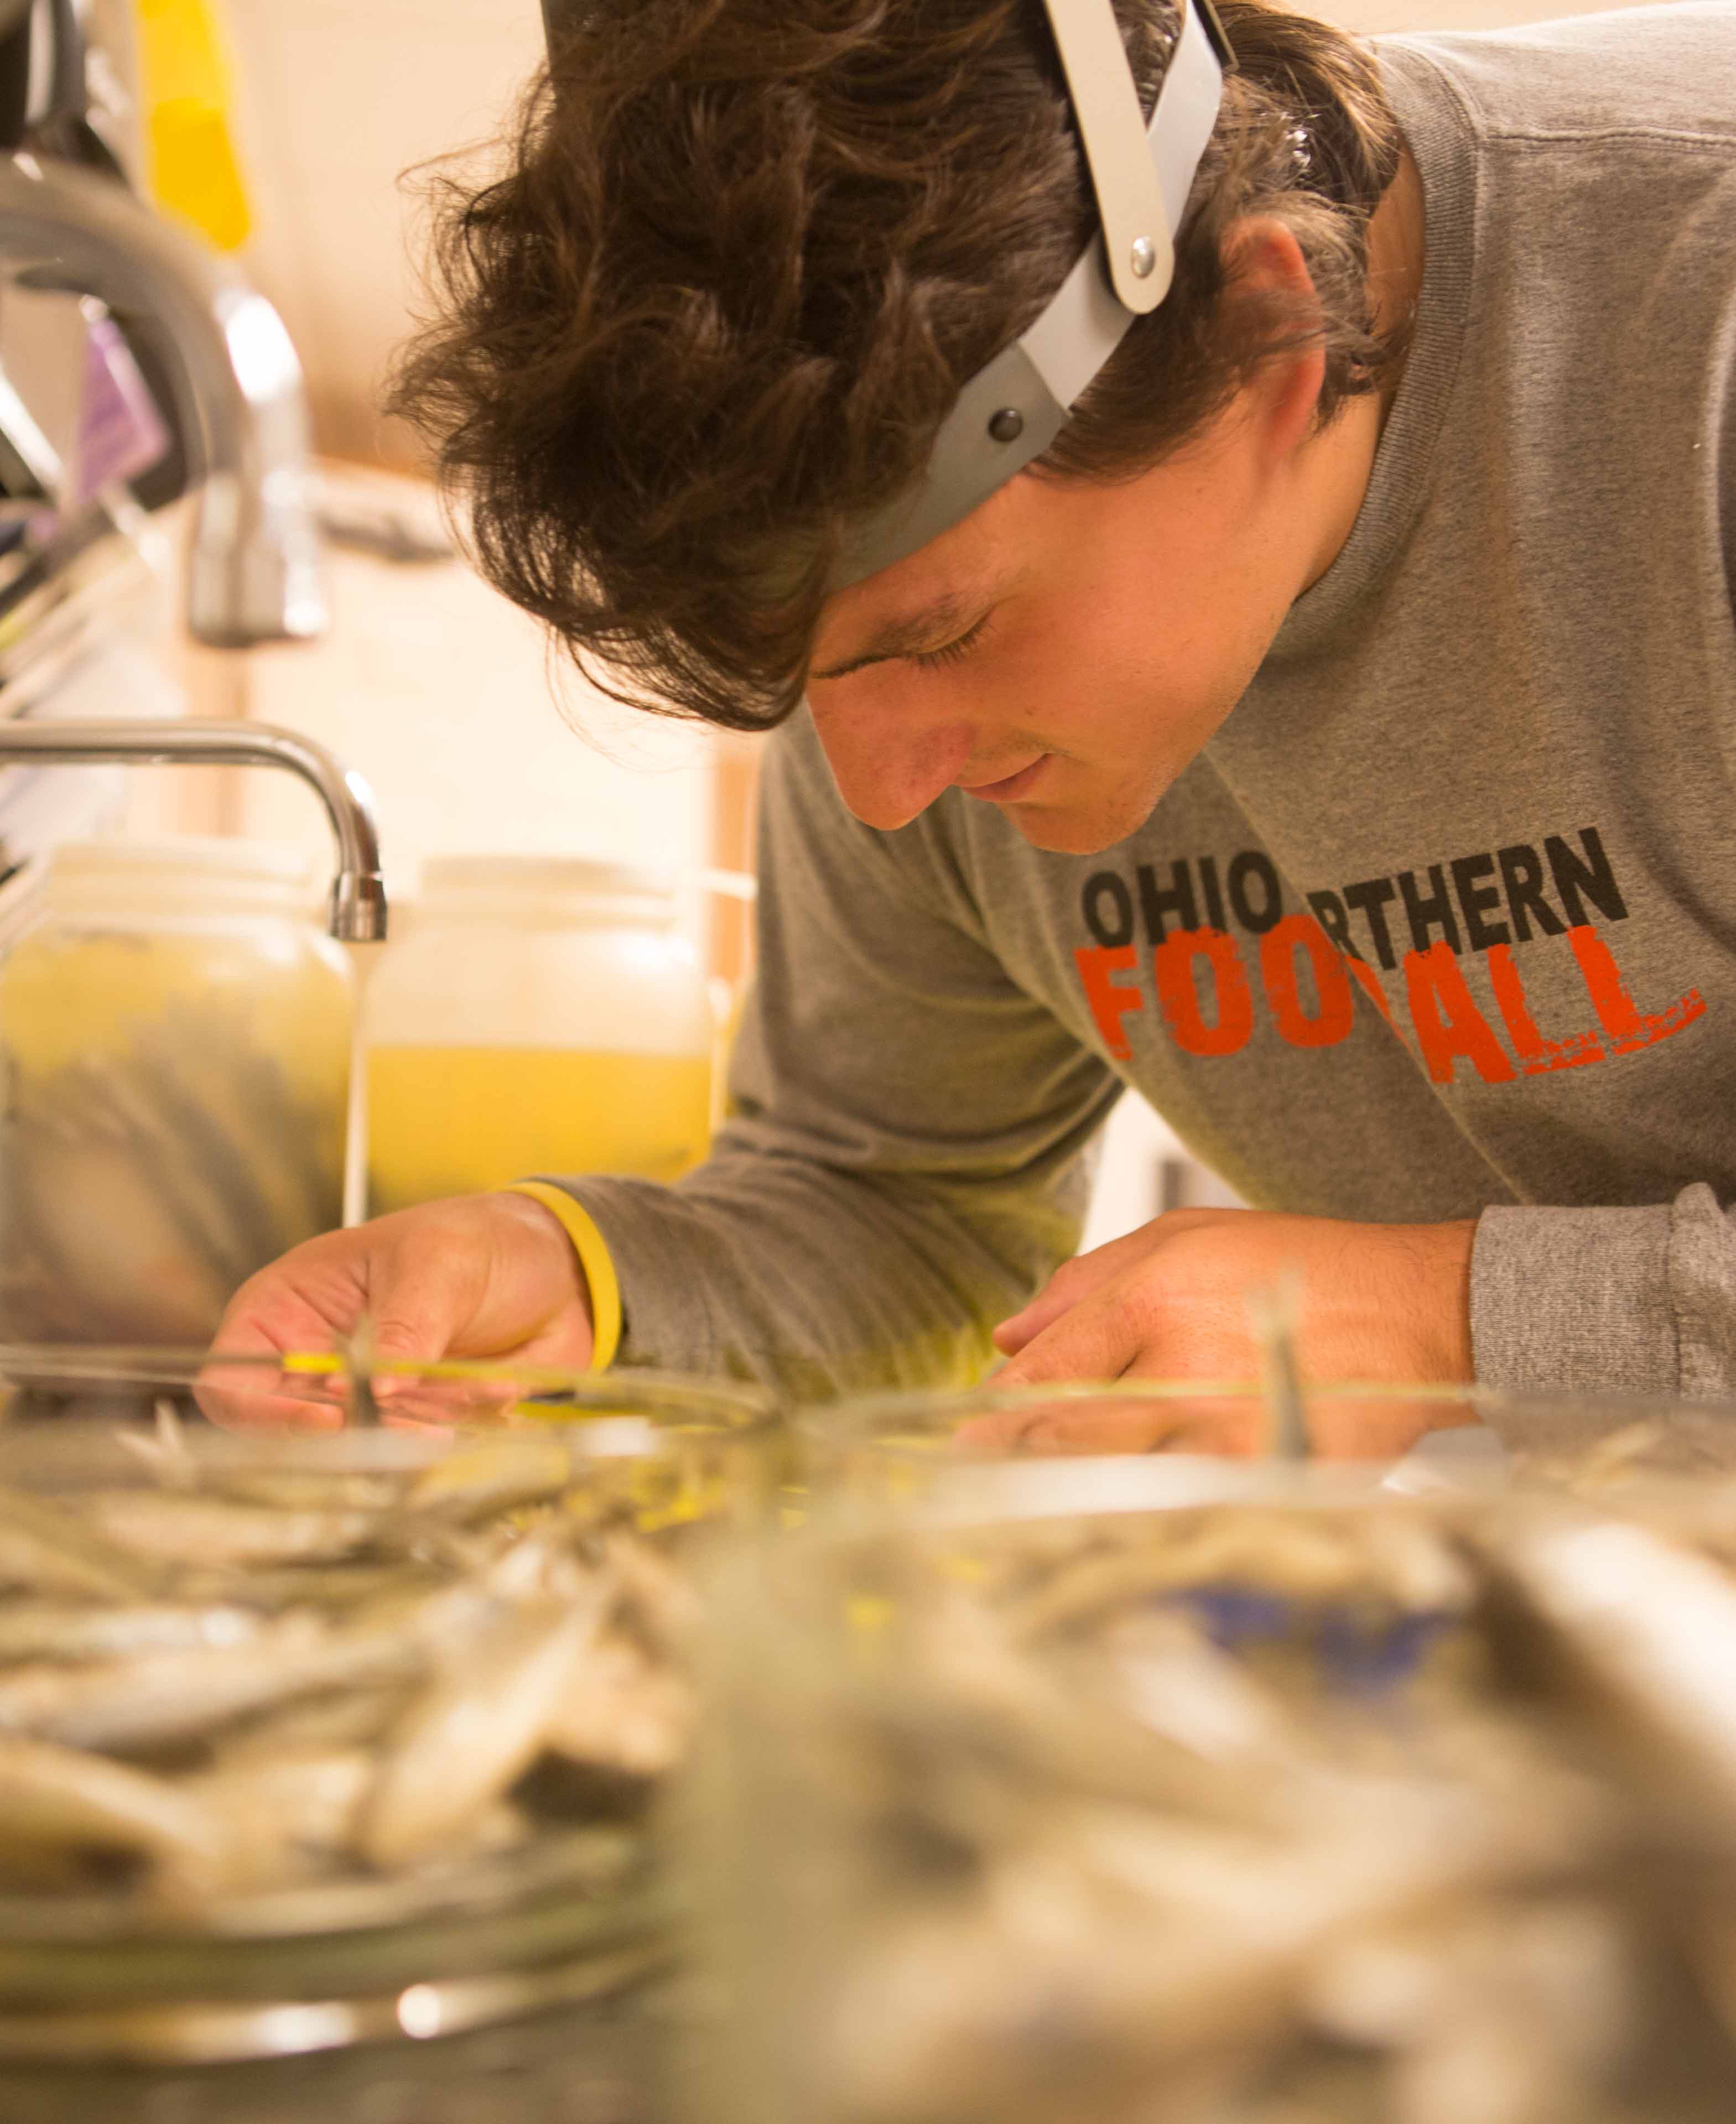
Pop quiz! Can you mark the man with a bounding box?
[217,0,1736,1448]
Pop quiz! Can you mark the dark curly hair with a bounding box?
[389,0,1403,730]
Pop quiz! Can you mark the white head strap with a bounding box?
[837,0,1231,587]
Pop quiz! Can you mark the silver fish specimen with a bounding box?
[82,1488,388,1569]
[0,1488,160,1603]
[362,1590,609,1870]
[0,1600,258,1664]
[0,1436,710,1930]
[0,1734,222,1871]
[0,1612,422,1753]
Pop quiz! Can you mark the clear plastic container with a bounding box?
[0,1345,779,2087]
[0,838,352,1346]
[362,856,713,1216]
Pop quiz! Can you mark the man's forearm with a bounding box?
[543,1140,1091,1401]
[1472,1183,1736,1438]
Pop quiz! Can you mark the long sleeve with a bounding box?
[543,716,1119,1399]
[1471,1185,1736,1428]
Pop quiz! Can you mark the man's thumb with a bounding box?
[352,1243,476,1388]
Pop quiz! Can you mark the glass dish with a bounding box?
[0,1349,778,2067]
[689,1395,1736,2124]
[796,1375,1736,1511]
[794,1379,1501,1522]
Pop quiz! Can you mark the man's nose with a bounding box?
[809,710,976,831]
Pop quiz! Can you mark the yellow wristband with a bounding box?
[502,1183,622,1373]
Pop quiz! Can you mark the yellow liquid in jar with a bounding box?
[365,1044,713,1215]
[1,927,348,1089]
[0,926,352,1343]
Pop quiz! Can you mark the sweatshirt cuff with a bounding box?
[503,1181,622,1372]
[1470,1184,1736,1436]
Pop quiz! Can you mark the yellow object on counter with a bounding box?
[136,0,252,250]
[503,1182,622,1375]
[365,1046,711,1213]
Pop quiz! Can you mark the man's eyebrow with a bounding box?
[809,592,980,681]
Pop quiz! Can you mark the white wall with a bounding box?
[231,468,714,906]
[225,0,547,470]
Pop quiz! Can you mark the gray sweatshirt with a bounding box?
[552,4,1736,1409]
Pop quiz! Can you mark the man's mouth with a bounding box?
[957,754,1050,803]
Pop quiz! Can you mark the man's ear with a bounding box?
[1219,215,1328,455]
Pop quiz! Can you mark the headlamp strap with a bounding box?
[837,0,1229,586]
[1047,0,1177,313]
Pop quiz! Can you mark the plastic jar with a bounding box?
[361,854,713,1216]
[0,836,353,1345]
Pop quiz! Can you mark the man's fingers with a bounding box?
[994,1226,1170,1355]
[958,1393,1264,1457]
[953,1404,1043,1448]
[954,1391,1177,1454]
[1021,1402,1186,1453]
[204,1196,597,1434]
[995,1282,1147,1388]
[204,1225,462,1430]
[209,1285,345,1365]
[194,1353,347,1433]
[211,1226,388,1365]
[202,1279,357,1431]
[198,1381,349,1433]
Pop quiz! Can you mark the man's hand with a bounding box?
[981,1209,1478,1456]
[206,1193,595,1428]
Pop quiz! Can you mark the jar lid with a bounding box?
[47,836,314,886]
[419,853,677,922]
[42,836,316,915]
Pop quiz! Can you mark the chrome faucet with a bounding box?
[0,152,326,647]
[0,150,377,934]
[0,720,386,940]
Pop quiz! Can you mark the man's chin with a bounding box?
[1007,798,1157,856]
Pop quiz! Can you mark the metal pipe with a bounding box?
[0,154,325,646]
[0,719,386,940]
